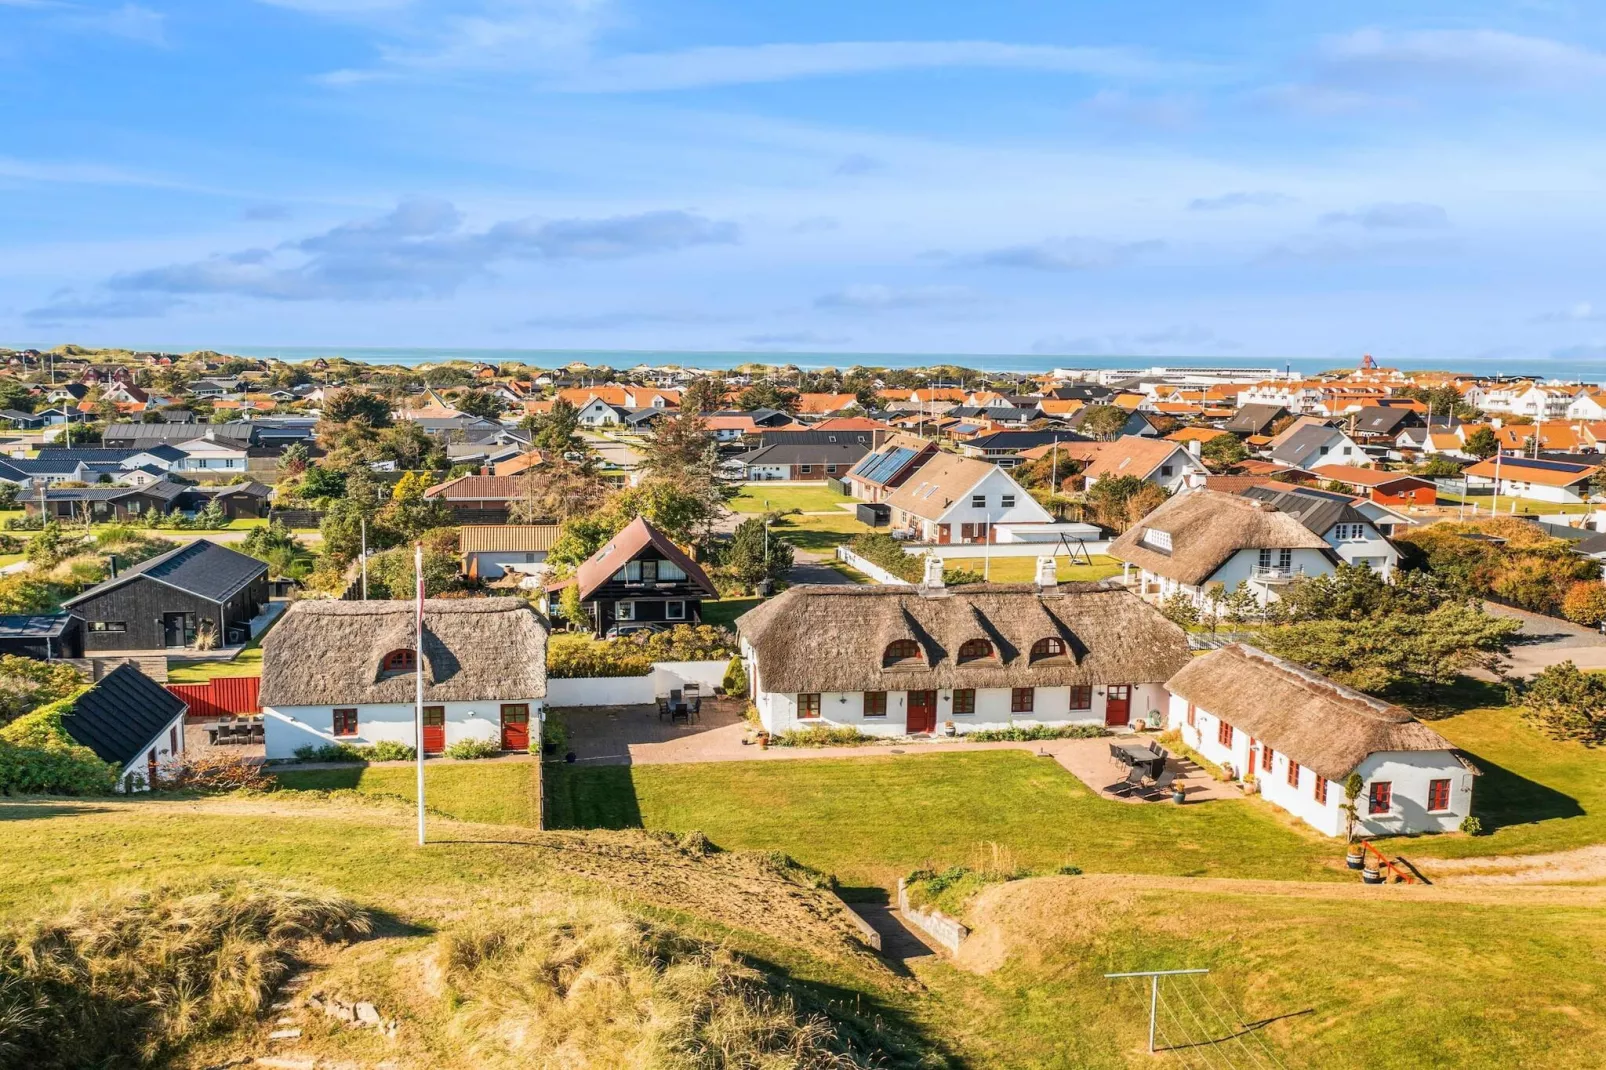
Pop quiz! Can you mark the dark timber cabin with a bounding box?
[550,516,717,637]
[61,539,269,652]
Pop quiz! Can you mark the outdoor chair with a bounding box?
[1144,769,1178,799]
[1148,740,1164,755]
[683,682,700,698]
[657,697,671,721]
[690,696,701,721]
[1108,742,1124,767]
[1112,767,1147,797]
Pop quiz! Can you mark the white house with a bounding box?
[1077,435,1208,494]
[576,396,627,427]
[1566,392,1606,421]
[173,433,251,473]
[736,558,1191,738]
[1266,421,1364,470]
[882,452,1054,544]
[1462,455,1600,505]
[1240,486,1399,579]
[1165,643,1477,837]
[459,524,560,581]
[1108,487,1339,611]
[260,598,548,758]
[59,664,188,792]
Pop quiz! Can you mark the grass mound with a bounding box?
[433,901,891,1069]
[0,878,370,1069]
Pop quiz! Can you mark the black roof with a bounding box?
[1242,486,1373,536]
[1350,407,1418,435]
[61,664,188,766]
[963,429,1091,451]
[0,613,77,639]
[736,442,870,465]
[758,429,877,446]
[63,538,267,607]
[1223,403,1287,434]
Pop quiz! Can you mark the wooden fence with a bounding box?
[168,676,261,720]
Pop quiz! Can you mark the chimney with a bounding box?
[1035,556,1058,593]
[106,554,118,579]
[922,554,945,590]
[1187,438,1201,457]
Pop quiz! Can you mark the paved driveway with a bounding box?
[1482,601,1606,677]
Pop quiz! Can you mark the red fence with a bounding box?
[169,677,262,720]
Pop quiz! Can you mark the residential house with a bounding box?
[424,474,526,523]
[0,613,83,659]
[1567,392,1606,421]
[1345,406,1420,443]
[794,393,861,418]
[1108,488,1337,611]
[733,430,874,480]
[60,665,189,792]
[1267,421,1364,469]
[1236,381,1325,414]
[1462,455,1600,504]
[260,598,547,758]
[883,453,1054,544]
[546,516,718,637]
[842,433,939,502]
[1308,465,1437,508]
[62,538,269,652]
[1077,436,1209,494]
[1239,486,1400,578]
[575,396,630,427]
[955,429,1090,466]
[735,564,1191,737]
[460,524,561,580]
[1066,407,1163,439]
[1166,644,1475,836]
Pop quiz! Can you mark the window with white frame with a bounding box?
[1142,528,1172,551]
[971,493,986,508]
[665,600,686,620]
[616,601,635,621]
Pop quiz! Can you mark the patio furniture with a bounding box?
[671,701,690,724]
[1148,740,1164,756]
[683,682,700,698]
[657,697,671,721]
[688,696,701,722]
[1112,767,1148,797]
[1143,768,1178,800]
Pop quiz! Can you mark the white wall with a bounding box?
[1352,751,1474,836]
[544,676,655,707]
[116,710,186,792]
[755,682,1169,737]
[1322,525,1399,579]
[263,699,530,759]
[937,465,1054,530]
[466,549,549,579]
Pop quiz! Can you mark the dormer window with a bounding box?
[1030,637,1066,662]
[883,639,922,667]
[381,649,416,675]
[957,638,994,663]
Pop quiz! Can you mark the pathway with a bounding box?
[1481,601,1606,677]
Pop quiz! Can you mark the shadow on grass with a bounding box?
[1396,674,1510,719]
[544,764,644,830]
[1464,752,1584,831]
[0,802,111,821]
[757,957,964,1070]
[702,597,760,627]
[273,769,365,792]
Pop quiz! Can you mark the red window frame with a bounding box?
[382,649,416,673]
[958,638,994,662]
[1032,637,1065,660]
[1011,687,1034,713]
[1287,759,1301,788]
[952,688,976,715]
[1368,781,1392,815]
[332,708,358,737]
[1217,720,1234,748]
[1313,776,1327,804]
[863,691,887,717]
[1069,686,1093,711]
[797,693,822,719]
[883,640,921,665]
[1185,702,1195,728]
[1427,778,1451,812]
[1261,745,1273,772]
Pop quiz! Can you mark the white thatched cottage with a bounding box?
[260,598,548,758]
[1165,644,1476,837]
[735,561,1191,738]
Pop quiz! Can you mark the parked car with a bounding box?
[604,621,666,640]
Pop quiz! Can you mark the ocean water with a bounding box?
[216,345,1604,381]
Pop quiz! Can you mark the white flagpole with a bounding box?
[415,541,426,847]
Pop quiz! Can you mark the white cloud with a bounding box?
[64,3,167,46]
[814,284,978,311]
[1188,191,1293,212]
[1318,28,1606,89]
[967,237,1163,272]
[1319,202,1450,229]
[1531,301,1605,324]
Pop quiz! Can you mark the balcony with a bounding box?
[1251,565,1304,584]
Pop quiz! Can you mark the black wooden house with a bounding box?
[62,539,270,652]
[554,516,717,637]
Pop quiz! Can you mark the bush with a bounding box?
[847,532,923,583]
[721,655,748,696]
[0,879,370,1068]
[1460,814,1484,836]
[291,742,370,763]
[772,725,873,747]
[1513,660,1606,744]
[1562,581,1606,627]
[443,737,502,760]
[546,625,738,679]
[964,723,1109,742]
[0,694,119,796]
[366,739,417,762]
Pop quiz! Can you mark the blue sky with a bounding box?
[3,0,1606,366]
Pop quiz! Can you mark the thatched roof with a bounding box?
[1165,644,1467,781]
[1107,488,1333,586]
[736,582,1190,694]
[259,598,547,707]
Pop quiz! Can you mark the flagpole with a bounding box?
[415,541,426,847]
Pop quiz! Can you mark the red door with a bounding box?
[422,706,445,754]
[1105,685,1132,727]
[500,704,530,750]
[937,525,951,545]
[907,691,937,734]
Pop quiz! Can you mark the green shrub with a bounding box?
[964,723,1109,742]
[721,655,748,696]
[444,737,502,760]
[0,693,119,796]
[1460,815,1484,836]
[291,742,369,763]
[365,739,417,762]
[847,532,923,582]
[772,725,873,747]
[547,636,652,678]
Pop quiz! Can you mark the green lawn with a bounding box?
[767,511,877,553]
[701,596,760,627]
[1435,492,1591,515]
[729,484,856,513]
[273,762,540,828]
[545,750,1342,890]
[164,607,285,682]
[939,553,1123,583]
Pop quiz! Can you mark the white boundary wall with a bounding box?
[835,545,912,585]
[546,659,729,707]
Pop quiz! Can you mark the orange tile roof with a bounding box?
[795,392,859,414]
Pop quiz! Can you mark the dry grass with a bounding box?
[0,878,369,1068]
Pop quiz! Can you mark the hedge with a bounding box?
[0,693,119,796]
[547,625,739,679]
[847,533,924,583]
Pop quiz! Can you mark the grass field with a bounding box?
[938,553,1124,583]
[1435,492,1591,515]
[701,596,760,626]
[164,607,285,682]
[766,511,877,552]
[729,484,856,513]
[273,762,541,828]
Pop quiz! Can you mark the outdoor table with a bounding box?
[1112,741,1165,779]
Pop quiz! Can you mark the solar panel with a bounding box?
[857,447,916,485]
[1498,455,1593,474]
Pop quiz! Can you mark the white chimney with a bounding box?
[1035,556,1059,591]
[922,554,945,589]
[1187,438,1201,457]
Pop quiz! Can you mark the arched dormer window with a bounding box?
[1030,637,1066,662]
[381,648,417,675]
[957,638,995,663]
[882,639,922,667]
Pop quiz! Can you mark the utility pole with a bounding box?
[1104,968,1210,1054]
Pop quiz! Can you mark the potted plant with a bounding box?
[943,720,956,737]
[757,731,770,750]
[1361,857,1384,884]
[1171,779,1186,805]
[1240,772,1258,795]
[1346,842,1366,869]
[1341,773,1365,864]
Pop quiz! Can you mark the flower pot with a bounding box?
[1171,789,1186,805]
[758,733,769,750]
[943,723,956,737]
[1345,848,1365,870]
[1361,865,1383,885]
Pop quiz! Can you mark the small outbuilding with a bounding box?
[0,613,83,659]
[60,663,189,792]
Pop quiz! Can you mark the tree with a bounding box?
[681,376,725,414]
[320,388,392,428]
[1199,433,1249,468]
[1562,582,1606,627]
[1414,456,1463,478]
[1078,405,1130,441]
[1516,661,1606,744]
[277,442,310,478]
[1085,475,1165,532]
[363,545,460,599]
[453,390,505,419]
[300,464,347,500]
[722,516,794,591]
[1158,590,1199,628]
[1463,426,1499,459]
[380,471,451,540]
[510,459,609,524]
[532,398,582,454]
[643,411,715,480]
[737,381,798,412]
